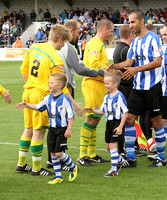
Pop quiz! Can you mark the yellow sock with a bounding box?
[79,122,94,158]
[88,126,97,158]
[18,135,31,166]
[31,140,43,171]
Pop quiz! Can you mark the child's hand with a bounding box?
[114,126,122,135]
[16,99,27,110]
[64,129,71,138]
[83,107,93,113]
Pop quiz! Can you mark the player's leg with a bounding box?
[30,89,54,175]
[162,96,167,139]
[16,89,33,173]
[16,128,33,173]
[147,82,166,167]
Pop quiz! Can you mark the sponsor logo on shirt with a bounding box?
[89,51,99,55]
[113,103,120,110]
[156,47,162,52]
[58,105,65,113]
[136,54,146,61]
[57,65,64,70]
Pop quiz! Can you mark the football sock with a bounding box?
[110,148,119,172]
[79,122,93,158]
[18,135,31,166]
[155,128,166,161]
[163,124,167,139]
[31,140,43,171]
[60,153,75,170]
[88,125,97,158]
[124,125,136,160]
[51,155,62,178]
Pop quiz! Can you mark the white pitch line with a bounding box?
[0,142,106,151]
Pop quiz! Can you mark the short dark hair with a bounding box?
[130,10,145,20]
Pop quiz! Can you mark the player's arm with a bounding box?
[16,100,37,110]
[122,56,162,80]
[114,112,128,135]
[65,92,84,116]
[20,49,30,83]
[64,117,74,138]
[66,44,104,77]
[83,107,104,115]
[0,85,12,104]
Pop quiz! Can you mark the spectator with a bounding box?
[75,8,81,16]
[84,9,89,20]
[57,14,63,24]
[61,9,67,21]
[73,13,79,21]
[35,28,44,41]
[86,31,92,41]
[87,14,93,27]
[14,37,23,48]
[26,36,34,48]
[44,9,51,21]
[37,8,44,22]
[16,19,22,34]
[50,14,57,24]
[2,10,9,22]
[163,8,167,19]
[68,9,74,19]
[63,15,69,24]
[10,10,17,23]
[147,15,154,24]
[30,9,36,23]
[120,6,127,24]
[145,12,150,24]
[18,10,25,29]
[79,12,85,23]
[81,37,87,60]
[2,21,9,30]
[45,21,52,36]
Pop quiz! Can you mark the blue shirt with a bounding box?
[100,91,128,121]
[128,31,163,90]
[36,93,74,128]
[162,43,167,96]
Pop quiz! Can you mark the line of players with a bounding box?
[1,10,166,182]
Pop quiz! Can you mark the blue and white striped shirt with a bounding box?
[128,31,163,90]
[162,43,167,96]
[36,93,74,128]
[100,91,128,121]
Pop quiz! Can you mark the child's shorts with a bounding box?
[47,127,68,153]
[105,119,124,143]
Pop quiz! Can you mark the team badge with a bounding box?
[113,103,120,110]
[57,105,65,113]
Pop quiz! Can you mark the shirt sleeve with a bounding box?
[152,36,163,58]
[127,40,135,60]
[20,49,30,74]
[36,96,48,112]
[66,43,104,77]
[0,85,6,96]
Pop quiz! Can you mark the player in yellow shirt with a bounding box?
[16,24,81,176]
[0,85,12,104]
[77,19,114,166]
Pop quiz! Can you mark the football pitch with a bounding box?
[0,61,167,200]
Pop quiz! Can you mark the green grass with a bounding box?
[0,61,167,200]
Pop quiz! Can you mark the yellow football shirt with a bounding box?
[21,42,68,95]
[83,36,109,82]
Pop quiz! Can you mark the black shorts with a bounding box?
[47,127,68,153]
[127,82,162,118]
[118,84,133,101]
[105,120,124,143]
[162,96,167,119]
